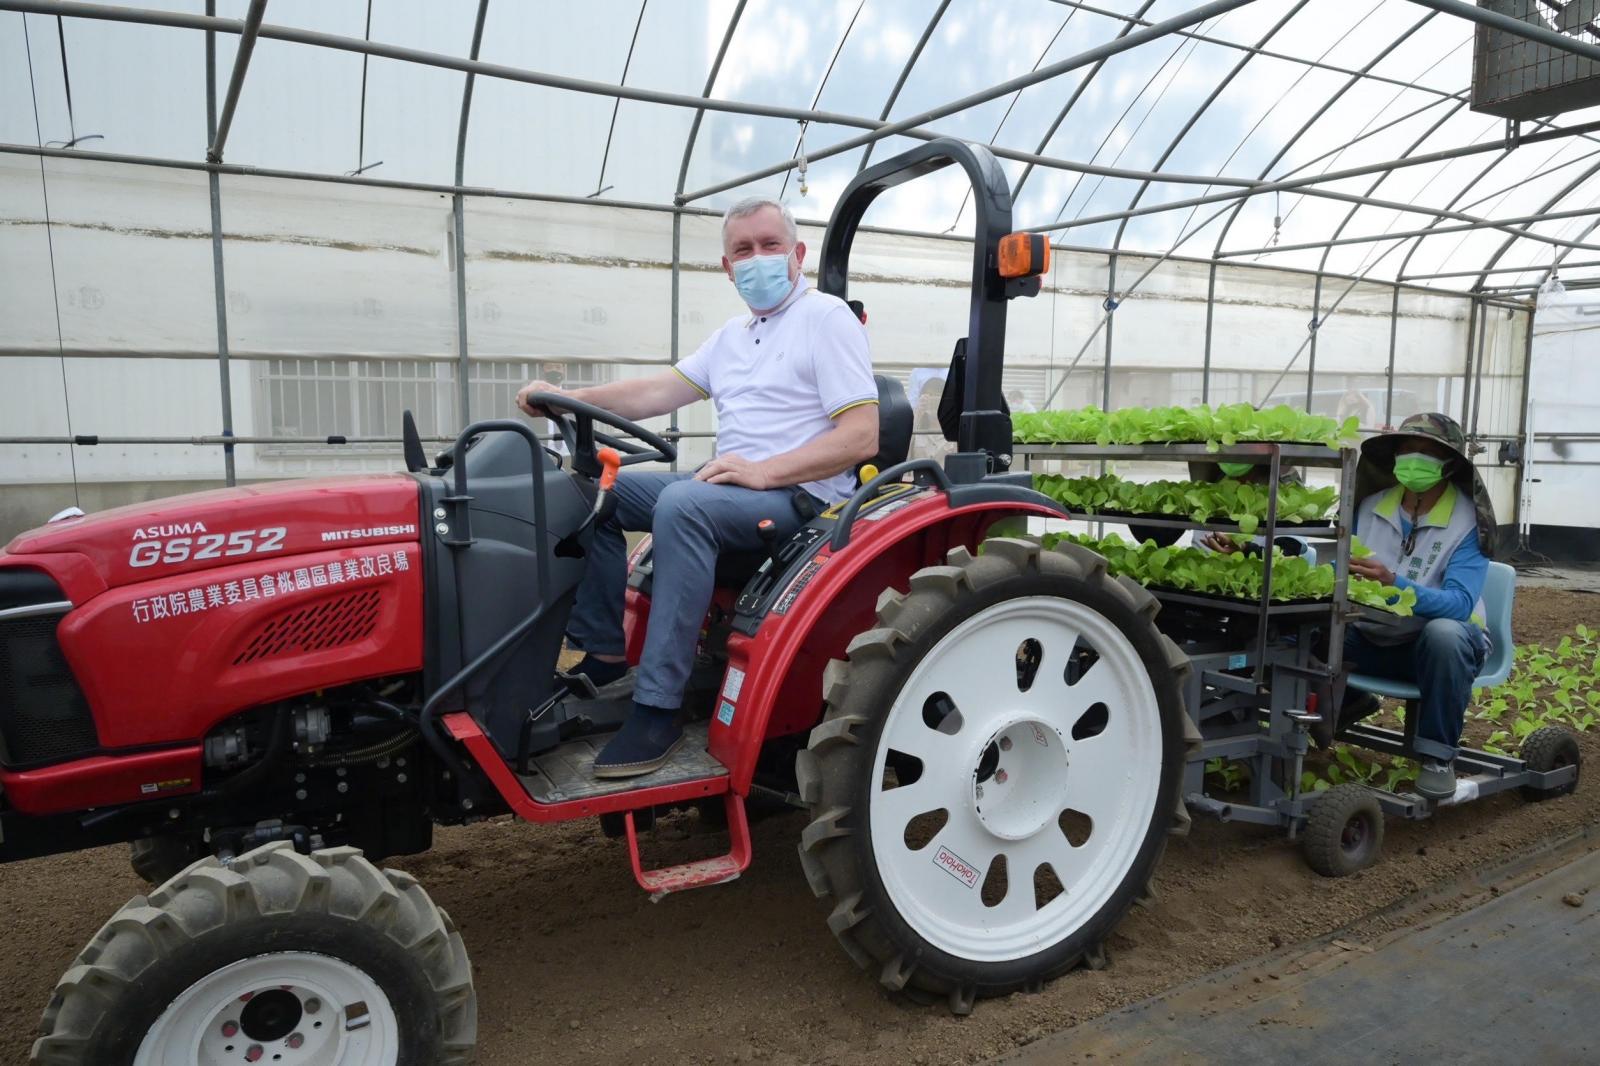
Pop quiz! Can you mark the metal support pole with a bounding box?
[452,0,490,432]
[1406,0,1600,64]
[205,0,264,163]
[1470,300,1493,442]
[1385,283,1401,427]
[1201,263,1217,405]
[677,0,1253,203]
[1029,117,1600,236]
[1219,204,1600,258]
[669,209,681,472]
[1,0,1264,200]
[1510,305,1537,536]
[204,1,235,486]
[1405,257,1600,281]
[1103,255,1117,412]
[1306,275,1322,411]
[1460,297,1479,427]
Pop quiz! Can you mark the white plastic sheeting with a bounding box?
[0,0,1571,535]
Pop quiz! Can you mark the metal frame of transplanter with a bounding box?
[1014,440,1575,838]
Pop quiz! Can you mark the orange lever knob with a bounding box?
[597,447,622,491]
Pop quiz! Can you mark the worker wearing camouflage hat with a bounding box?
[1335,412,1498,801]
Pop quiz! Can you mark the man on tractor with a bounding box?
[515,197,880,778]
[1334,412,1498,800]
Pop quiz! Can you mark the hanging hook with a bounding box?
[796,119,809,198]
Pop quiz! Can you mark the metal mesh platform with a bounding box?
[516,721,726,803]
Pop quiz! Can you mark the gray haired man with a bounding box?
[515,198,879,778]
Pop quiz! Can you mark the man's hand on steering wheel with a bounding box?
[695,453,772,490]
[515,379,567,418]
[513,385,677,468]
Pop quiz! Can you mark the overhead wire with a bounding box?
[350,0,380,175]
[778,0,867,203]
[593,0,649,199]
[944,7,1080,234]
[1265,33,1471,246]
[21,12,80,507]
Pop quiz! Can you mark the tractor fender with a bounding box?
[706,488,1064,791]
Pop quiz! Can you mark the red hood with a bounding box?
[3,474,423,596]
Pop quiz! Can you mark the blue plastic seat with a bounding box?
[1347,560,1516,700]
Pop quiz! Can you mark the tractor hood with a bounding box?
[2,474,423,596]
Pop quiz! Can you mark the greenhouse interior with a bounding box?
[4,0,1598,552]
[2,1,1599,1064]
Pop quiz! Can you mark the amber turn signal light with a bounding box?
[998,232,1050,279]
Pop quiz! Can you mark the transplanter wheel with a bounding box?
[1301,782,1384,877]
[795,539,1190,1011]
[1520,725,1581,801]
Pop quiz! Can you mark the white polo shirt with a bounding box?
[675,277,878,503]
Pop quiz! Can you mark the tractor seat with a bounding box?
[711,375,914,589]
[858,373,913,480]
[1347,560,1516,703]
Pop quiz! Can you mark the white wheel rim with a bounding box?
[135,951,399,1066]
[868,595,1164,963]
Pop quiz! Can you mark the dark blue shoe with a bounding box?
[558,655,630,698]
[593,704,684,779]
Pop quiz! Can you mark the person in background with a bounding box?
[911,381,953,462]
[1006,388,1037,414]
[1331,412,1496,801]
[1128,460,1309,557]
[1337,387,1378,428]
[1194,461,1310,558]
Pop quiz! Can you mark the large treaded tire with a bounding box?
[1520,725,1581,801]
[128,836,205,887]
[794,539,1190,1012]
[32,842,476,1065]
[1301,783,1384,877]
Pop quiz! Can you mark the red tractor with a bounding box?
[3,141,1188,1065]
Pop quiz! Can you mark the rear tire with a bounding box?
[1302,783,1383,877]
[128,836,204,887]
[1520,725,1581,801]
[795,539,1190,1011]
[32,842,475,1065]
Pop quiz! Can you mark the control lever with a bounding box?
[556,447,623,559]
[757,518,781,567]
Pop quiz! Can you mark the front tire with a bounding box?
[33,842,475,1065]
[796,539,1190,1011]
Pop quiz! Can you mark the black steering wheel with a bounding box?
[524,391,677,470]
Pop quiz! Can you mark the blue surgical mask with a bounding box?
[732,250,795,310]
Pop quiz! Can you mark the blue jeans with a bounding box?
[1344,619,1490,761]
[565,472,811,709]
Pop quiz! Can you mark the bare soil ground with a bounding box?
[1,588,1595,1065]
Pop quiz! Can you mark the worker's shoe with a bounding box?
[1416,759,1458,801]
[558,655,629,698]
[593,702,683,779]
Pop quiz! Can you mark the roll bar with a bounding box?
[818,138,1036,464]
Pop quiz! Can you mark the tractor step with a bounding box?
[624,792,752,898]
[517,721,726,804]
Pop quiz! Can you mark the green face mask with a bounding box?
[1393,453,1445,493]
[1218,461,1254,478]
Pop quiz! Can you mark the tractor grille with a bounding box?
[234,589,382,665]
[0,614,100,766]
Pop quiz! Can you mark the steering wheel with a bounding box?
[523,391,677,469]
